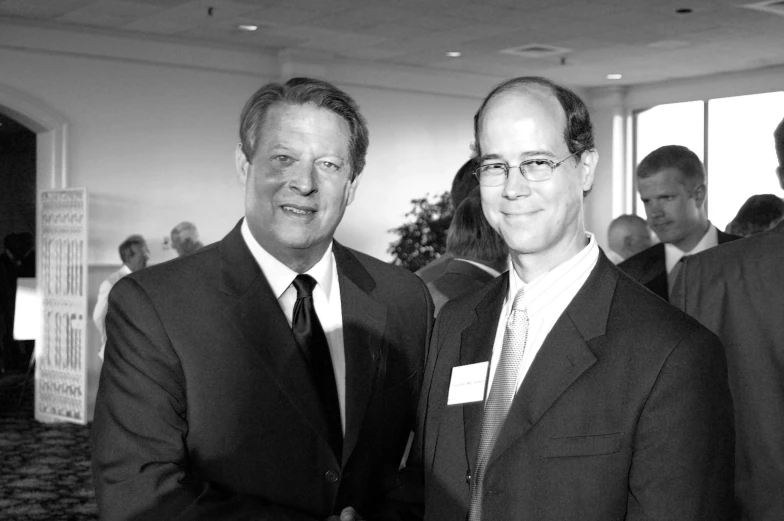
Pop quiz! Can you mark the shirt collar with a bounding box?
[240,218,334,299]
[119,264,132,276]
[664,222,717,273]
[507,233,599,315]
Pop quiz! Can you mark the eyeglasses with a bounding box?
[474,149,586,186]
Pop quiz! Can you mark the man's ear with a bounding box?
[692,183,707,207]
[580,148,599,193]
[235,144,250,190]
[345,169,363,207]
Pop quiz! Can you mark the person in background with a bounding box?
[415,158,480,284]
[405,76,734,521]
[725,193,784,237]
[427,188,507,316]
[92,77,432,521]
[618,145,738,300]
[672,115,784,521]
[606,214,652,264]
[92,234,149,360]
[170,221,205,257]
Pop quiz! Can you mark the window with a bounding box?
[632,91,784,232]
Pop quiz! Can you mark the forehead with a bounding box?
[638,168,690,192]
[259,102,350,146]
[479,88,566,149]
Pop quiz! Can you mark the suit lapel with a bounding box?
[333,243,384,467]
[219,223,335,457]
[460,276,507,472]
[488,255,617,466]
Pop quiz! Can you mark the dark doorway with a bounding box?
[1,112,36,377]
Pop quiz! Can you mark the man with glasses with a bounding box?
[403,77,734,520]
[619,145,739,300]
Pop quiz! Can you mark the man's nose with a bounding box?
[502,166,532,199]
[288,163,318,194]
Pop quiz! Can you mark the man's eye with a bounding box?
[481,164,506,173]
[272,155,295,166]
[318,161,341,172]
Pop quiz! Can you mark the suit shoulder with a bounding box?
[124,242,220,290]
[612,268,713,344]
[617,244,663,276]
[345,247,424,285]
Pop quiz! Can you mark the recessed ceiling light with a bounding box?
[446,51,462,58]
[606,73,623,80]
[238,24,258,31]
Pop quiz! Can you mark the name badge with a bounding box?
[447,362,489,405]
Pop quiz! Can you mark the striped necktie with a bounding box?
[468,287,529,521]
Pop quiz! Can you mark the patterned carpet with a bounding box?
[0,371,98,520]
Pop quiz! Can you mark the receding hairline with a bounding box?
[476,84,567,146]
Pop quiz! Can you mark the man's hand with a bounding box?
[325,506,364,521]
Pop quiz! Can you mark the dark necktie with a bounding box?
[292,274,343,460]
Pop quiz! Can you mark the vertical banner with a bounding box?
[36,188,88,424]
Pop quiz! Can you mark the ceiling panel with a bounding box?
[1,0,783,88]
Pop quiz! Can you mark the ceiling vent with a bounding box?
[499,43,572,59]
[741,0,784,16]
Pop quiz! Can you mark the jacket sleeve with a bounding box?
[626,324,736,520]
[91,277,320,521]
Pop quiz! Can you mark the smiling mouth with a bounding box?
[282,205,316,215]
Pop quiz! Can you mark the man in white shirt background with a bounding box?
[92,234,148,360]
[618,145,739,300]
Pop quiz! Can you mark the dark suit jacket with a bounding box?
[410,254,735,520]
[672,221,784,521]
[617,228,738,301]
[92,222,434,521]
[426,259,498,317]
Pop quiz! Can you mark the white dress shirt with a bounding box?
[241,219,346,433]
[94,264,132,360]
[486,234,599,396]
[664,222,719,275]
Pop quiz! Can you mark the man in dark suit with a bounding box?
[618,145,738,300]
[407,77,734,520]
[671,116,784,521]
[92,78,433,521]
[427,188,506,317]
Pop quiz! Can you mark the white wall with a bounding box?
[0,22,488,266]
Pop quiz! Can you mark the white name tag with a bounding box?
[447,362,489,405]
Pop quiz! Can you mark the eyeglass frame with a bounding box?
[473,148,587,186]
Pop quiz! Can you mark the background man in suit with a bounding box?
[426,188,507,316]
[92,77,433,521]
[170,221,205,257]
[415,158,479,284]
[618,145,738,300]
[92,234,148,360]
[409,76,734,520]
[606,214,653,264]
[672,116,784,521]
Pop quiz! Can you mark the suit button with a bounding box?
[324,470,340,483]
